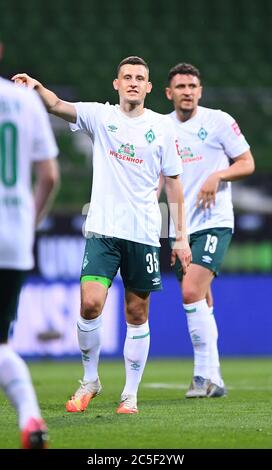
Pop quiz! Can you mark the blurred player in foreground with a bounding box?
[0,42,59,447]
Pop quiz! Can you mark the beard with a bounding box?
[179,101,194,112]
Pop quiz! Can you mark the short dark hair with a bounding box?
[168,63,201,84]
[117,56,149,76]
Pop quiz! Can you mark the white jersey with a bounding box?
[70,102,182,246]
[0,78,58,269]
[169,106,250,236]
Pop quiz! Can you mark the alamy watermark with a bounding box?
[81,199,189,247]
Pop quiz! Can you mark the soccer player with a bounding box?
[164,63,255,398]
[0,59,59,446]
[13,56,192,414]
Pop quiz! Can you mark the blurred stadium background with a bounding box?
[1,0,272,358]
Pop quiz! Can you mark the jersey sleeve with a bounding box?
[69,102,105,136]
[30,92,59,161]
[161,117,183,176]
[217,111,250,159]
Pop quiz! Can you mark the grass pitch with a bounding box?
[0,358,271,449]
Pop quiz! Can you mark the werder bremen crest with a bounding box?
[198,127,208,141]
[118,143,135,158]
[145,129,156,143]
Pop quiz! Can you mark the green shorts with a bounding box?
[171,227,232,281]
[0,269,27,342]
[81,234,162,292]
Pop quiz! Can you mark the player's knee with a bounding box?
[81,298,103,319]
[182,285,200,304]
[126,302,148,324]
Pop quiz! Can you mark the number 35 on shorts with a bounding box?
[146,252,159,273]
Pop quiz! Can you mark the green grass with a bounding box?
[0,358,271,449]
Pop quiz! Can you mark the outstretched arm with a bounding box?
[164,175,192,274]
[12,73,77,123]
[197,150,255,210]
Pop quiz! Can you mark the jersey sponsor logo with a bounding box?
[107,124,118,133]
[175,139,181,156]
[179,146,203,163]
[231,121,241,136]
[181,146,194,158]
[201,255,213,264]
[198,127,208,141]
[109,143,144,165]
[152,277,161,285]
[145,129,156,143]
[118,143,135,158]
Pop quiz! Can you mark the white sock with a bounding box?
[122,321,150,398]
[184,299,210,379]
[208,307,224,387]
[0,345,41,429]
[77,316,102,382]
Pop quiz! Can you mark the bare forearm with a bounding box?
[34,83,75,122]
[34,82,59,112]
[170,195,187,242]
[34,180,58,226]
[218,152,255,182]
[165,176,187,241]
[165,176,192,273]
[12,73,76,122]
[33,160,60,226]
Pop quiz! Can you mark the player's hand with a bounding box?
[11,73,39,90]
[196,173,221,210]
[170,238,192,275]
